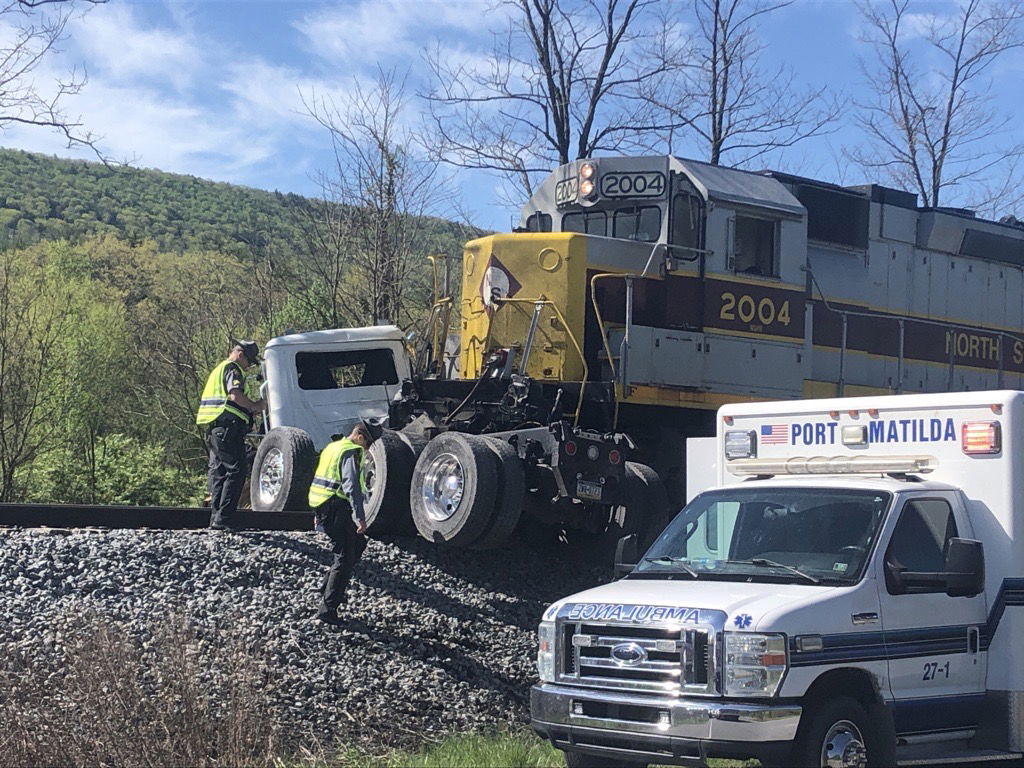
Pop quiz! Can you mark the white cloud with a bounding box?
[295,0,502,70]
[70,3,202,92]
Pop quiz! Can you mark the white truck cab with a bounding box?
[249,326,411,512]
[532,390,1024,767]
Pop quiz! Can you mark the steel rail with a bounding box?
[0,503,313,531]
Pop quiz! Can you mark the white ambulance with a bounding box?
[531,391,1024,768]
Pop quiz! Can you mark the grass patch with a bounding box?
[328,731,758,768]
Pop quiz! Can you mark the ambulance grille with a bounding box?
[556,620,718,696]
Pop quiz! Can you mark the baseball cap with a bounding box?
[232,339,261,364]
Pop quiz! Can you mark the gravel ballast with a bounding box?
[0,527,609,749]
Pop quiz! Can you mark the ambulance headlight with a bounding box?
[725,633,787,697]
[537,621,557,682]
[724,430,757,460]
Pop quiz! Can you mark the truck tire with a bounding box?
[250,427,315,512]
[471,437,525,549]
[562,749,648,768]
[362,429,418,536]
[628,461,672,549]
[788,695,886,768]
[596,461,655,554]
[410,432,498,546]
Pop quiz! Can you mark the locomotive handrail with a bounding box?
[489,297,589,427]
[804,264,1024,393]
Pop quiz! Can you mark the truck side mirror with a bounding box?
[944,538,985,598]
[613,534,638,580]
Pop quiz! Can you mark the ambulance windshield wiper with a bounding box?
[643,557,699,578]
[727,558,820,584]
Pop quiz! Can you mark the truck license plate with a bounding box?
[577,480,603,501]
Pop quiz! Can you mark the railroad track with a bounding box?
[0,503,313,531]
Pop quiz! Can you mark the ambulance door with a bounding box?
[876,492,987,733]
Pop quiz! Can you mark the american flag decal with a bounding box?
[760,424,789,444]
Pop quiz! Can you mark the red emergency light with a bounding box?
[962,421,1001,455]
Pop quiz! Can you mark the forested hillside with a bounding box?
[0,149,480,505]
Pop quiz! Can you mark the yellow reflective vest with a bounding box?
[196,359,252,425]
[308,437,368,508]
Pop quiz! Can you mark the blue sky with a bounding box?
[2,0,1021,229]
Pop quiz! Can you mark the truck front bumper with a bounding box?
[531,683,801,766]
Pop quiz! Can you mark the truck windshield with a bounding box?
[633,487,892,585]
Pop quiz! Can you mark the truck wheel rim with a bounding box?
[363,452,377,501]
[422,452,465,522]
[258,448,285,504]
[820,719,867,768]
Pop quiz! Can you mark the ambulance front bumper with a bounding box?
[531,683,801,765]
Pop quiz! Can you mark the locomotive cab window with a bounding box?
[562,210,607,236]
[734,215,778,277]
[672,192,705,254]
[296,349,399,390]
[612,206,661,242]
[526,212,552,232]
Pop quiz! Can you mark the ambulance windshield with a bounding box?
[635,487,892,584]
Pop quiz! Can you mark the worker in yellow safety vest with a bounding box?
[309,419,382,626]
[196,340,266,531]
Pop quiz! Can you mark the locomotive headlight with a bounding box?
[580,179,596,198]
[725,633,787,697]
[537,621,557,682]
[580,162,596,180]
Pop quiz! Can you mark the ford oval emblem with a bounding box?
[610,642,648,666]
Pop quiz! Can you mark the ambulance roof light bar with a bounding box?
[726,455,938,477]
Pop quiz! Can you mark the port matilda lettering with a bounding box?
[562,603,701,624]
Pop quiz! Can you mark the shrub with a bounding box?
[0,613,281,767]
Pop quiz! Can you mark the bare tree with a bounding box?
[424,0,679,199]
[0,0,106,150]
[851,0,1024,210]
[643,0,838,166]
[295,69,458,331]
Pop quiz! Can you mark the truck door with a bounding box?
[876,492,987,734]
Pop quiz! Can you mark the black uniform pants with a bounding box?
[315,497,367,614]
[207,418,247,527]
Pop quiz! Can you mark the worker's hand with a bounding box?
[254,398,267,413]
[355,520,368,535]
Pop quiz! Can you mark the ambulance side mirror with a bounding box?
[944,538,985,598]
[613,534,638,580]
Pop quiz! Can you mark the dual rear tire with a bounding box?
[409,432,525,548]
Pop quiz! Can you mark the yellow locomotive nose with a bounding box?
[459,233,588,382]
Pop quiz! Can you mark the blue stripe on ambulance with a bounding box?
[789,578,1024,665]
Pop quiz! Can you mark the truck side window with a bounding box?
[885,498,958,594]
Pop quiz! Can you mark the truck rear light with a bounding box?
[564,441,577,456]
[962,421,1001,455]
[586,445,600,461]
[608,449,621,465]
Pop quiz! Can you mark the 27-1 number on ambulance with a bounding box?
[922,661,950,681]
